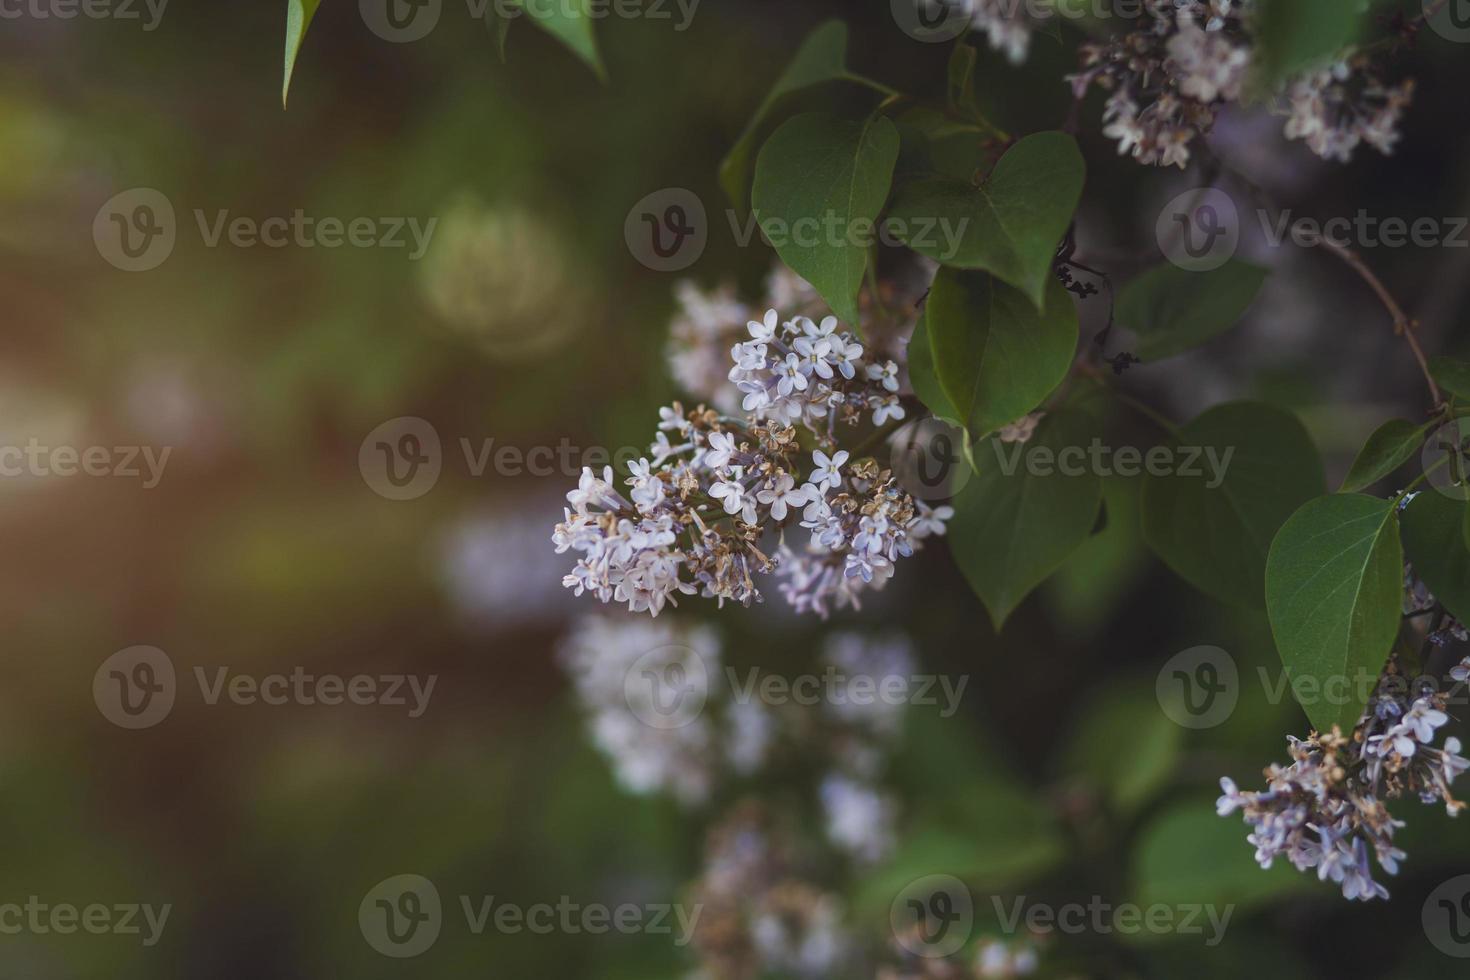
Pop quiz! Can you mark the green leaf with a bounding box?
[751,112,900,325]
[719,20,851,208]
[1252,0,1369,89]
[1430,355,1470,403]
[1265,493,1402,734]
[1116,260,1268,361]
[505,0,604,78]
[1401,491,1470,626]
[886,131,1084,310]
[1133,800,1312,917]
[907,304,963,425]
[950,409,1104,628]
[924,268,1077,438]
[1059,678,1181,815]
[1339,419,1429,493]
[1141,401,1325,609]
[282,0,323,107]
[484,1,513,60]
[1046,475,1150,634]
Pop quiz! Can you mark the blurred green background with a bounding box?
[3,1,1470,977]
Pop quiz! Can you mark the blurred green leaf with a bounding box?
[1141,401,1325,609]
[282,0,323,107]
[1117,260,1268,361]
[1046,474,1150,633]
[1059,677,1181,815]
[1132,799,1312,919]
[886,131,1084,310]
[1266,493,1402,734]
[1401,491,1470,625]
[752,111,900,324]
[950,408,1104,628]
[505,0,605,78]
[1340,418,1429,493]
[719,20,851,207]
[924,269,1078,439]
[1252,0,1369,89]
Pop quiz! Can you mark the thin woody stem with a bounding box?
[1308,234,1442,409]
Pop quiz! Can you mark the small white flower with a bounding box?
[704,430,738,470]
[866,359,900,393]
[710,477,747,516]
[810,449,848,489]
[748,309,779,342]
[776,353,810,397]
[757,472,809,522]
[871,395,905,425]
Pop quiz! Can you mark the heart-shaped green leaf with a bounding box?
[1116,260,1268,361]
[719,20,851,208]
[1339,419,1429,493]
[1266,493,1402,735]
[1401,491,1470,626]
[924,268,1078,438]
[950,408,1104,629]
[283,0,323,107]
[886,131,1084,310]
[752,111,900,325]
[1142,401,1325,609]
[1430,356,1470,403]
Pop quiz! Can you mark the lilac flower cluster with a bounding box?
[1217,660,1468,901]
[1069,0,1412,168]
[667,264,924,416]
[555,313,948,618]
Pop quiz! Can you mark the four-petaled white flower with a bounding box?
[748,309,779,343]
[867,360,900,393]
[776,353,810,396]
[810,449,848,490]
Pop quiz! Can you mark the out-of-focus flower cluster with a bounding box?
[1067,0,1413,167]
[559,617,947,977]
[555,296,949,618]
[558,616,773,806]
[1217,656,1468,902]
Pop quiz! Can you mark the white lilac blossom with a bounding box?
[943,0,1046,65]
[819,773,899,864]
[666,264,927,414]
[1218,660,1468,902]
[558,616,775,806]
[688,803,859,980]
[1069,0,1412,168]
[820,632,918,743]
[556,322,949,617]
[974,938,1041,979]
